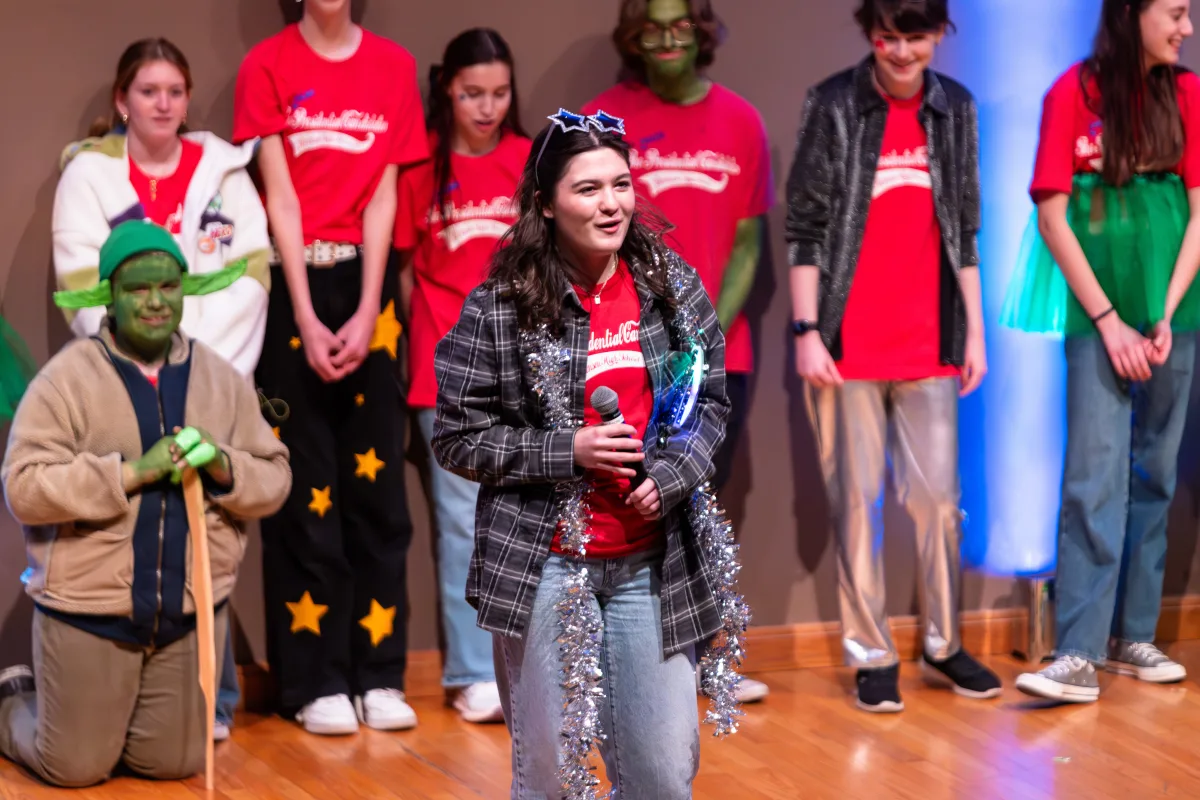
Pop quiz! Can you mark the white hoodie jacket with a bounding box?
[51,131,271,377]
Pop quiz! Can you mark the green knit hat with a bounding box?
[53,220,246,310]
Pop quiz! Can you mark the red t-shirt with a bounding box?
[837,91,958,381]
[583,82,773,374]
[551,262,659,559]
[129,140,203,234]
[395,132,530,408]
[233,25,429,244]
[1030,63,1200,200]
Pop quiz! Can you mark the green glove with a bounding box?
[131,435,179,485]
[174,426,203,452]
[169,428,219,484]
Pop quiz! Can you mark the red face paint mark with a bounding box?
[873,37,887,52]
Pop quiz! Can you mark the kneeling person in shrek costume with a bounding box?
[0,220,291,788]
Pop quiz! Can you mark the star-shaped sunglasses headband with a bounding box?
[534,108,628,187]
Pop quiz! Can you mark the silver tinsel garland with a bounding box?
[522,251,752,798]
[689,485,751,735]
[522,326,606,800]
[658,249,751,738]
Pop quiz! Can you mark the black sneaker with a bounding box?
[855,664,904,713]
[0,665,34,701]
[922,649,1002,699]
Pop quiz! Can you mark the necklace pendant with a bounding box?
[594,295,601,304]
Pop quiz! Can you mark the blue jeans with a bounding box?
[216,622,238,727]
[417,409,496,687]
[1056,333,1196,663]
[494,551,698,800]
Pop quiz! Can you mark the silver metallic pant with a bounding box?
[806,378,963,668]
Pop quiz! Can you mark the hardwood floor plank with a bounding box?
[8,643,1200,798]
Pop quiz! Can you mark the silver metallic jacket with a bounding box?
[784,58,981,364]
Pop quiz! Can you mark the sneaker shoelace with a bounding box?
[367,688,407,705]
[1042,655,1088,678]
[310,694,351,713]
[1126,642,1168,664]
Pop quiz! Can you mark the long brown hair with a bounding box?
[427,29,528,216]
[612,0,727,78]
[89,38,192,138]
[487,124,675,332]
[1085,0,1185,186]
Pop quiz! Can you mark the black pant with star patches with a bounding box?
[256,254,413,715]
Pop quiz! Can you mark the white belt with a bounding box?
[269,240,361,267]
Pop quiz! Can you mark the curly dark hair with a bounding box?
[612,0,727,78]
[486,124,676,332]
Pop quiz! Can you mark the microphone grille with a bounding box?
[589,386,620,418]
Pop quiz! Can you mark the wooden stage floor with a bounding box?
[5,641,1200,799]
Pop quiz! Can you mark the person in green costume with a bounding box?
[585,0,772,703]
[1010,0,1200,704]
[0,220,290,787]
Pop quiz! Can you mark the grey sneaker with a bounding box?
[1015,655,1100,703]
[1107,641,1187,683]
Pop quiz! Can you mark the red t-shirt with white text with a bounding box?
[395,132,530,408]
[129,140,203,234]
[233,25,428,244]
[837,91,957,381]
[551,263,659,559]
[583,82,773,374]
[1030,63,1200,200]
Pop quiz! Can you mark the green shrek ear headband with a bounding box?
[53,219,246,310]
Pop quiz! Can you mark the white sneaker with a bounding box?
[213,721,231,742]
[453,681,505,723]
[735,677,770,703]
[296,694,359,735]
[355,688,418,731]
[695,665,769,703]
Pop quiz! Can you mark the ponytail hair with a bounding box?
[89,38,193,138]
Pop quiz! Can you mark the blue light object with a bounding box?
[936,0,1102,575]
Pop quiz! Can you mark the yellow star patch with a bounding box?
[358,599,396,647]
[355,393,365,407]
[354,448,386,482]
[289,336,302,350]
[308,486,332,518]
[369,300,402,360]
[287,591,328,635]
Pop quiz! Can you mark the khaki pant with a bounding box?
[0,607,228,787]
[806,378,963,668]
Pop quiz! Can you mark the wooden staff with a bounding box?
[183,468,216,790]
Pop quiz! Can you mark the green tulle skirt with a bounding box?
[0,316,35,423]
[1000,172,1200,337]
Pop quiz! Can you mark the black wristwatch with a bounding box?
[791,319,819,336]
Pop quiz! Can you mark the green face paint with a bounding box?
[638,0,700,84]
[108,253,184,364]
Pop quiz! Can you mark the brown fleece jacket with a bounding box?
[1,327,291,616]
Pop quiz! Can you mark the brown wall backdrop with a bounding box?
[4,0,1200,667]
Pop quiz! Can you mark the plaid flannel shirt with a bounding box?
[432,252,731,655]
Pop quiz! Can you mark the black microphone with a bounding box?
[589,386,649,486]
